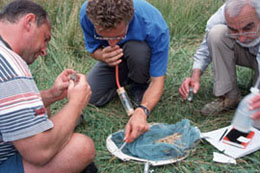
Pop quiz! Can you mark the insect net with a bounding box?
[111,119,200,161]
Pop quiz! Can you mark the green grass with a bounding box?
[1,0,260,172]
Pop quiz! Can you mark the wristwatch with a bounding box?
[138,105,150,117]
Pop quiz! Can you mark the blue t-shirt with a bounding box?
[80,0,169,77]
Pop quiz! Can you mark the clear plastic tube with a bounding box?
[117,87,134,116]
[187,87,193,102]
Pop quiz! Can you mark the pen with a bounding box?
[219,129,228,141]
[119,141,127,151]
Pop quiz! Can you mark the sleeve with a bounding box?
[143,8,170,77]
[192,4,227,72]
[0,78,53,142]
[79,1,103,53]
[148,25,169,77]
[256,47,260,74]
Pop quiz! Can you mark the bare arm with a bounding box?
[140,75,165,111]
[13,73,91,166]
[124,76,165,143]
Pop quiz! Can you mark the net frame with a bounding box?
[106,123,198,166]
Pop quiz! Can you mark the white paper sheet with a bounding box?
[201,125,260,159]
[213,152,236,164]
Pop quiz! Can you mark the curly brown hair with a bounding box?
[87,0,134,30]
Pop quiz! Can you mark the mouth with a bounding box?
[236,37,260,48]
[242,40,253,44]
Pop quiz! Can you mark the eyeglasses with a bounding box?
[94,34,127,41]
[226,25,259,39]
[94,25,128,41]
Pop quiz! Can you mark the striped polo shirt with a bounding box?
[0,37,53,164]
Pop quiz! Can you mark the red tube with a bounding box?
[115,65,121,88]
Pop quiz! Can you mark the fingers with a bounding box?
[193,82,200,94]
[72,74,89,90]
[59,70,78,89]
[250,111,260,120]
[124,117,149,143]
[179,78,191,99]
[124,123,131,142]
[68,79,75,90]
[59,69,76,81]
[63,69,76,76]
[179,77,200,99]
[127,125,149,143]
[106,53,123,66]
[67,73,91,107]
[102,46,123,66]
[249,94,260,110]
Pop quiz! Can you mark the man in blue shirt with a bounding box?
[80,0,169,143]
[179,0,260,116]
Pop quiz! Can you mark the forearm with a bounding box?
[47,101,83,148]
[40,88,60,108]
[125,76,164,142]
[191,68,202,82]
[140,76,164,112]
[90,48,103,62]
[14,101,83,166]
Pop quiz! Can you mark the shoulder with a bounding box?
[132,0,167,28]
[206,4,227,31]
[80,1,88,21]
[0,43,32,82]
[133,0,161,16]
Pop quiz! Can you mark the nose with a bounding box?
[108,40,119,47]
[40,48,47,56]
[238,35,248,43]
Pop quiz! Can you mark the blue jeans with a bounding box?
[0,152,24,173]
[87,41,151,106]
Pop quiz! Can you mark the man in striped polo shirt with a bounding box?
[0,1,96,172]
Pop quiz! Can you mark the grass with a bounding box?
[1,0,260,172]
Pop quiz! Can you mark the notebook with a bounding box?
[222,128,255,149]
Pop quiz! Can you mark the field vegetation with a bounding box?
[1,0,259,172]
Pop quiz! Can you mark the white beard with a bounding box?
[236,37,260,48]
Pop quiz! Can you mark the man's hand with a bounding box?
[124,108,150,143]
[249,94,260,120]
[49,69,76,101]
[67,74,92,110]
[179,77,200,100]
[101,45,123,66]
[179,69,201,100]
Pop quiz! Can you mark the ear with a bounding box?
[23,13,36,32]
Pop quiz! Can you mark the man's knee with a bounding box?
[89,88,117,107]
[73,133,96,162]
[123,41,151,83]
[207,24,229,46]
[123,40,151,63]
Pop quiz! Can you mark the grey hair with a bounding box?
[224,0,260,19]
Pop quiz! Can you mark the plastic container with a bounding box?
[117,87,134,116]
[187,87,193,102]
[231,87,260,133]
